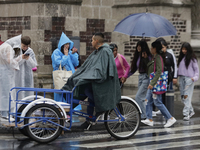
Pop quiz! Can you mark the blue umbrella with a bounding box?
[114,13,177,38]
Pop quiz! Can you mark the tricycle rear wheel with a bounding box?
[24,104,64,143]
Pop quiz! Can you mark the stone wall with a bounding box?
[0,0,196,89]
[0,16,30,38]
[191,0,200,31]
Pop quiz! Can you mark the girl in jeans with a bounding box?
[177,42,199,121]
[153,38,176,115]
[129,40,152,120]
[141,41,176,127]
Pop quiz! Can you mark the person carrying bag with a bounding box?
[141,41,176,128]
[149,55,168,94]
[51,32,79,102]
[53,63,72,89]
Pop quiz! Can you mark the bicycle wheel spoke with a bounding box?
[24,104,63,143]
[105,99,141,139]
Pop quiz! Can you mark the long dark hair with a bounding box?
[131,39,151,73]
[177,42,197,69]
[156,37,168,48]
[109,43,118,51]
[151,41,166,64]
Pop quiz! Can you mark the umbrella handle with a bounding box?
[142,33,145,38]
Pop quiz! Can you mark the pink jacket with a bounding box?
[115,54,130,78]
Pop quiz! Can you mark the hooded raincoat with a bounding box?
[5,35,37,100]
[51,32,79,101]
[62,43,121,113]
[0,41,22,114]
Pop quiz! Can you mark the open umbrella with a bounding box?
[114,12,177,38]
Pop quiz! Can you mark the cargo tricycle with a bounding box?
[5,87,141,143]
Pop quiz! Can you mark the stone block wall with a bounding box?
[0,0,196,90]
[43,17,112,65]
[0,16,30,39]
[170,14,187,57]
[80,19,111,59]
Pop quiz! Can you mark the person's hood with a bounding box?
[5,34,21,49]
[57,32,73,51]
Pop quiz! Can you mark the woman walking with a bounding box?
[177,42,199,121]
[141,41,176,127]
[156,38,177,87]
[153,38,176,115]
[129,40,152,120]
[110,43,130,86]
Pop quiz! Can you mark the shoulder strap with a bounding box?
[117,53,125,71]
[59,63,62,70]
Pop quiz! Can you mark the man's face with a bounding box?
[91,36,97,48]
[21,43,28,51]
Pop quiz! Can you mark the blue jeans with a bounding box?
[84,84,94,120]
[146,89,172,120]
[135,73,149,119]
[179,76,194,116]
[168,82,173,90]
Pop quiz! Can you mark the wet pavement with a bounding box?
[0,87,199,150]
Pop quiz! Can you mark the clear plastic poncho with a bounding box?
[5,35,37,100]
[0,42,22,111]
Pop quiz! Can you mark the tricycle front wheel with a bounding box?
[104,99,141,140]
[24,104,64,143]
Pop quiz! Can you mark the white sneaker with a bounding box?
[152,111,157,117]
[141,119,154,126]
[9,117,15,122]
[183,116,190,121]
[189,112,195,118]
[164,117,176,128]
[155,110,161,115]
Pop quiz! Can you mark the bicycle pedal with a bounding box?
[89,120,96,125]
[95,115,102,123]
[86,124,92,130]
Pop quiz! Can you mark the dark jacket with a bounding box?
[164,52,174,82]
[62,43,121,112]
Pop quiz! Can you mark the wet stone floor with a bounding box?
[0,87,199,150]
[0,117,200,150]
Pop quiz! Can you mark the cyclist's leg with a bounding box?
[84,84,94,120]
